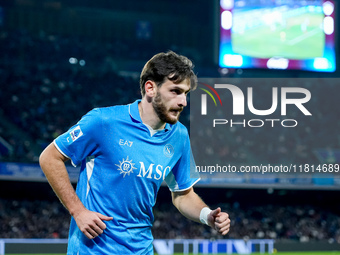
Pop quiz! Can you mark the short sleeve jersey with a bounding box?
[54,100,200,255]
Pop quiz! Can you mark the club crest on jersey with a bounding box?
[163,144,174,158]
[115,156,137,177]
[69,126,83,142]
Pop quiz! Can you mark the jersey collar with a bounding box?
[129,100,172,132]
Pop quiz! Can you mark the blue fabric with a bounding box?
[54,100,200,254]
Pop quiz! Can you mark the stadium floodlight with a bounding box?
[223,54,243,67]
[323,1,334,16]
[69,57,78,64]
[323,16,334,35]
[221,11,232,30]
[313,58,330,70]
[267,58,289,70]
[220,0,234,10]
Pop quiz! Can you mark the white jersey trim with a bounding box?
[169,178,201,192]
[53,140,77,167]
[143,123,163,137]
[86,156,95,198]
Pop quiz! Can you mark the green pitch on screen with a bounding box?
[232,13,325,60]
[170,253,340,255]
[7,252,340,255]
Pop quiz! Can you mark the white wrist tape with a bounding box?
[200,207,212,225]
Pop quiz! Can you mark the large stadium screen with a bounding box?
[219,0,336,72]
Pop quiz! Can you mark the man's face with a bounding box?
[152,79,190,125]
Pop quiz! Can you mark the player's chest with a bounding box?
[100,131,178,182]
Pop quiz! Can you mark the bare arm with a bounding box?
[39,143,112,239]
[39,143,83,215]
[172,187,230,235]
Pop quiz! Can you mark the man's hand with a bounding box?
[73,208,113,239]
[207,207,231,235]
[40,142,113,239]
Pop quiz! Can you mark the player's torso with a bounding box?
[79,108,182,223]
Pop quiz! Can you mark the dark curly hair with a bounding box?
[139,51,197,97]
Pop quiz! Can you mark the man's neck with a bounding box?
[138,99,166,130]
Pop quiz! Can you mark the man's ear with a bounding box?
[145,80,157,98]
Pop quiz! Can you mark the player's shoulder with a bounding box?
[98,104,128,114]
[171,121,189,138]
[89,104,129,120]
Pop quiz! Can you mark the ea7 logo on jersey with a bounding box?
[69,126,83,142]
[119,139,133,147]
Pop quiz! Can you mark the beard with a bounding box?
[152,92,183,125]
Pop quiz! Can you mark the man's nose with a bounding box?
[178,94,187,107]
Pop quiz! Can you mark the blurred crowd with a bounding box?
[0,29,142,162]
[0,28,339,245]
[0,198,69,239]
[0,29,202,163]
[0,197,339,243]
[153,201,340,243]
[191,78,340,166]
[1,29,339,165]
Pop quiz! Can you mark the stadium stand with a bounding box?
[0,29,142,162]
[0,1,339,247]
[0,183,339,243]
[1,30,339,166]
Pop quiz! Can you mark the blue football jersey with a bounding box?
[54,100,200,255]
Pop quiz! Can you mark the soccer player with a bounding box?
[39,51,231,254]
